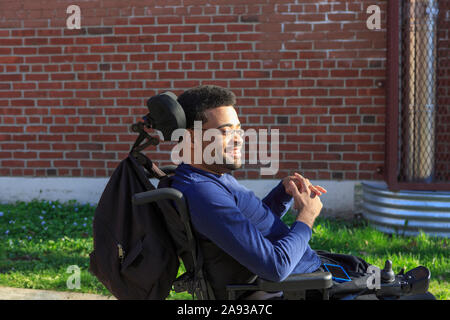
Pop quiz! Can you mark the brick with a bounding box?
[343,153,371,161]
[301,162,328,170]
[157,16,183,24]
[329,126,356,133]
[130,17,155,25]
[38,47,62,54]
[27,160,52,167]
[75,55,102,62]
[314,153,341,161]
[87,27,113,35]
[215,71,241,78]
[0,74,22,81]
[0,56,23,64]
[301,89,327,96]
[331,70,359,77]
[357,125,385,133]
[357,144,384,152]
[302,70,328,77]
[53,160,78,167]
[13,151,37,159]
[92,135,117,142]
[114,27,140,34]
[2,160,25,167]
[103,36,127,44]
[51,73,75,81]
[271,70,299,78]
[299,126,327,134]
[0,38,22,46]
[329,163,357,171]
[185,53,211,60]
[315,135,342,143]
[39,152,63,159]
[329,144,356,152]
[26,126,48,133]
[92,152,116,160]
[362,116,376,124]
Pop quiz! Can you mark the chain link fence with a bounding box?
[398,0,449,184]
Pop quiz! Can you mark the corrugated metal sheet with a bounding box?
[361,182,450,237]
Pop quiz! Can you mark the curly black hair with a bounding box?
[177,85,236,129]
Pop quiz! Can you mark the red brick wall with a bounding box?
[0,0,387,180]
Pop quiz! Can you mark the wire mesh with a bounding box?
[399,0,449,184]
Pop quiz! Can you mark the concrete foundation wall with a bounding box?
[0,177,361,218]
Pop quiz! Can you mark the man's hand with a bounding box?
[282,173,327,198]
[286,178,323,229]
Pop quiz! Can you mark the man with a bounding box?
[170,85,369,299]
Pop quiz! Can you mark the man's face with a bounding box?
[195,106,244,172]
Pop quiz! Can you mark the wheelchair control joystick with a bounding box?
[381,260,395,283]
[374,265,431,298]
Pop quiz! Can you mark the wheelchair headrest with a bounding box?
[146,92,186,141]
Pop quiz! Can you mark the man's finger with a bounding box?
[299,175,315,195]
[298,177,311,196]
[309,185,321,196]
[304,178,311,187]
[315,185,327,194]
[294,172,305,179]
[293,173,327,196]
[288,176,304,192]
[288,180,301,197]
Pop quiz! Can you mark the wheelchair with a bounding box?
[128,92,435,300]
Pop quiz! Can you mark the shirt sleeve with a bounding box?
[184,181,312,282]
[262,180,294,218]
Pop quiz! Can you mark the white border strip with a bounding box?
[0,178,360,217]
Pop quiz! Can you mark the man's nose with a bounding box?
[233,130,244,145]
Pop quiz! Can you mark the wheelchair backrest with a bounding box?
[156,173,256,300]
[157,176,198,274]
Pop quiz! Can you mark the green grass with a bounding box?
[284,213,450,300]
[0,200,109,295]
[0,200,448,299]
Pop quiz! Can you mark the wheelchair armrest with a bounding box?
[132,187,185,208]
[257,272,333,292]
[132,188,189,222]
[226,272,332,300]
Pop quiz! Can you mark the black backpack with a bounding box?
[88,153,179,299]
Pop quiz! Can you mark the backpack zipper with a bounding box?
[95,216,126,264]
[117,244,125,264]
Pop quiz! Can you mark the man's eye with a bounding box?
[222,129,232,135]
[220,128,245,137]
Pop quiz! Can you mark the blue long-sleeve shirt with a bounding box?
[171,163,321,282]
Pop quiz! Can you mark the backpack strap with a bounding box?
[130,150,166,180]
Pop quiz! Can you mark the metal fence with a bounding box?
[361,181,450,237]
[386,0,450,191]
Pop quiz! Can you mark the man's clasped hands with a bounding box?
[281,173,327,229]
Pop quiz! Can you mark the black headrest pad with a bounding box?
[146,92,186,141]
